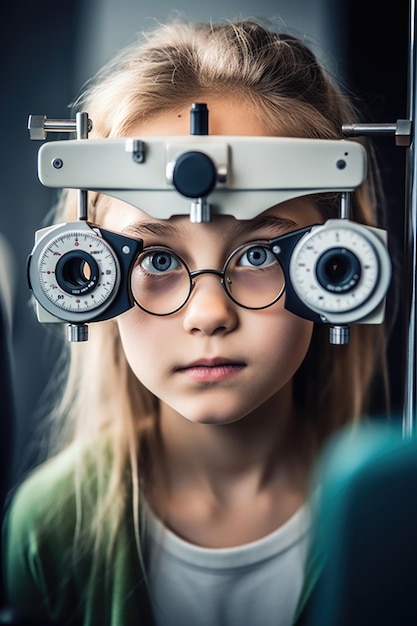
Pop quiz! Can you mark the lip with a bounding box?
[176,357,246,382]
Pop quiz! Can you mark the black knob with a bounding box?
[190,103,209,135]
[172,151,217,198]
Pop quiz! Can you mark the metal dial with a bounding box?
[30,223,120,322]
[289,221,390,323]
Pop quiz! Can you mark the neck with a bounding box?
[144,383,314,547]
[153,382,310,501]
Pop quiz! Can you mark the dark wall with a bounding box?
[345,0,410,415]
[0,1,82,483]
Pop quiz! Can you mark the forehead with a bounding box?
[131,98,273,137]
[100,195,322,239]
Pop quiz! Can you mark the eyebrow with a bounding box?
[235,214,297,236]
[121,214,297,240]
[121,221,185,238]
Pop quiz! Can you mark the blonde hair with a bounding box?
[47,19,390,558]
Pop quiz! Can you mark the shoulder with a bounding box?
[2,438,138,622]
[4,434,123,546]
[2,443,90,619]
[3,441,103,573]
[5,437,128,569]
[5,441,90,532]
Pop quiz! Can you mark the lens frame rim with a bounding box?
[131,239,286,316]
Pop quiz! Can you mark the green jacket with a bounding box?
[2,442,321,625]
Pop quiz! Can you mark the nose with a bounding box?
[182,273,238,335]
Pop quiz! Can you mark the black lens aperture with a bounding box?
[316,247,361,293]
[55,250,100,296]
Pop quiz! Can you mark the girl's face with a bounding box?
[102,99,322,426]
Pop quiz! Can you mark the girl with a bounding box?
[3,19,390,626]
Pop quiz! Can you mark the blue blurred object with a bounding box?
[309,423,417,625]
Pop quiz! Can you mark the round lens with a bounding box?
[55,250,99,295]
[224,242,285,309]
[131,248,192,315]
[316,247,361,293]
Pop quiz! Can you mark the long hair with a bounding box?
[45,19,391,558]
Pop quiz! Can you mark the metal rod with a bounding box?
[342,120,412,146]
[76,112,90,140]
[190,103,209,135]
[339,192,351,219]
[44,117,92,134]
[44,119,77,132]
[342,123,397,135]
[402,0,417,437]
[76,112,89,221]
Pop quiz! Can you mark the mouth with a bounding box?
[176,358,246,382]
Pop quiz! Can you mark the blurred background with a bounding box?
[0,0,409,491]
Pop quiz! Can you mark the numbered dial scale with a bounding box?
[28,222,142,323]
[272,219,392,324]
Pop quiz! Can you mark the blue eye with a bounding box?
[237,246,275,268]
[140,250,181,273]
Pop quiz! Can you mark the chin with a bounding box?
[181,407,248,426]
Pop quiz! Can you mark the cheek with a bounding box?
[251,310,314,377]
[116,309,168,379]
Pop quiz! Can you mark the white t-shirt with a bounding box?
[142,501,311,626]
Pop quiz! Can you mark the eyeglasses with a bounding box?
[131,240,286,316]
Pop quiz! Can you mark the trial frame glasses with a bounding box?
[130,239,286,316]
